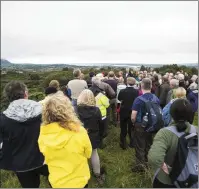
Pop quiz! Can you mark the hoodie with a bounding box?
[77,106,102,149]
[38,122,92,188]
[0,99,44,172]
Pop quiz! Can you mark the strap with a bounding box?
[165,125,196,138]
[138,96,148,103]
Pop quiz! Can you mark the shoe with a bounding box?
[129,143,135,148]
[94,173,105,186]
[120,139,127,150]
[131,164,146,173]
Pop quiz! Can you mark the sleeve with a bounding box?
[83,131,92,159]
[118,89,124,101]
[148,129,169,172]
[131,98,140,111]
[84,81,88,89]
[107,84,116,99]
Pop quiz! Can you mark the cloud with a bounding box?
[1,1,198,64]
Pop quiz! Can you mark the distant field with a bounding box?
[1,114,198,188]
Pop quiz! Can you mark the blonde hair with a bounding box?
[174,87,186,99]
[42,93,82,132]
[49,80,60,90]
[77,89,96,106]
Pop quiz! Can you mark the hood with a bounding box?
[77,106,98,119]
[3,99,42,122]
[90,85,103,96]
[40,122,84,149]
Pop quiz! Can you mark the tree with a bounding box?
[62,67,69,71]
[191,67,198,75]
[29,73,40,80]
[140,65,146,71]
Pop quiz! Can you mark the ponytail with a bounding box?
[175,120,187,132]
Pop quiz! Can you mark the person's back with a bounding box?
[148,99,197,188]
[38,93,91,188]
[68,79,88,99]
[0,81,47,188]
[104,79,118,92]
[159,76,170,108]
[116,83,126,104]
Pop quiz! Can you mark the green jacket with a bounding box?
[95,92,110,118]
[148,122,196,185]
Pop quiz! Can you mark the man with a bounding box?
[131,78,160,172]
[0,81,49,187]
[103,71,118,126]
[118,77,139,149]
[158,75,170,109]
[67,69,88,112]
[166,79,179,104]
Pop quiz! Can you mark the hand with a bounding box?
[161,162,169,174]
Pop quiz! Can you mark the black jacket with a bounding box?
[77,106,102,149]
[158,82,170,106]
[0,99,44,172]
[118,87,139,119]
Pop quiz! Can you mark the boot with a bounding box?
[120,137,127,150]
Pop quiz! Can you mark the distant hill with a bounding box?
[1,59,12,68]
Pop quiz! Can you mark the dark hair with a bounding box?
[104,71,108,77]
[3,81,27,102]
[170,99,193,132]
[45,87,57,95]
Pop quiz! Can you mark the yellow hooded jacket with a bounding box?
[38,122,92,188]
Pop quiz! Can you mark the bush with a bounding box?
[29,92,45,102]
[29,73,40,80]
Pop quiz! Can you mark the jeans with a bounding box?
[72,99,78,114]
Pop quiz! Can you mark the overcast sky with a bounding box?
[1,1,198,64]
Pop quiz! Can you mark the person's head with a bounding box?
[77,89,96,106]
[127,77,136,86]
[191,75,198,82]
[153,74,159,82]
[45,87,58,96]
[118,77,124,84]
[92,76,101,86]
[118,71,123,77]
[170,79,179,89]
[49,80,60,90]
[174,87,186,99]
[178,73,185,81]
[79,73,85,80]
[162,75,169,83]
[141,78,152,91]
[42,93,82,132]
[108,71,115,78]
[3,80,28,102]
[103,71,108,77]
[73,69,81,78]
[89,72,95,78]
[96,73,104,81]
[170,99,193,132]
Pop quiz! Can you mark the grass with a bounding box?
[1,114,198,188]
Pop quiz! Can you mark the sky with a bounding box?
[1,1,198,64]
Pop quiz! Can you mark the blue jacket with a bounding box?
[187,89,198,112]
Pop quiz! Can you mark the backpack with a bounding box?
[162,99,175,127]
[138,95,164,133]
[165,125,198,188]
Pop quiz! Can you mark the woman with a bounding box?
[38,93,92,188]
[148,99,197,188]
[77,89,105,185]
[163,87,187,127]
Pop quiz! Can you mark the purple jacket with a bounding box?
[187,89,198,112]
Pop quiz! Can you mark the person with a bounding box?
[118,77,139,149]
[87,72,95,88]
[49,79,60,90]
[188,75,198,90]
[40,86,58,106]
[116,77,126,122]
[0,81,49,188]
[157,76,170,109]
[89,77,110,148]
[151,74,160,95]
[60,85,72,100]
[131,78,160,172]
[38,92,92,188]
[67,69,88,112]
[187,84,198,124]
[103,71,118,126]
[166,79,179,104]
[163,87,187,127]
[77,89,105,185]
[148,99,197,188]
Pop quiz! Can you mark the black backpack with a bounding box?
[165,125,198,188]
[138,95,164,133]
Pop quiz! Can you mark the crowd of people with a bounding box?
[0,67,198,188]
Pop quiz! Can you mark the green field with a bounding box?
[1,114,198,188]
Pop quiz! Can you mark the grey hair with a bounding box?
[91,76,101,86]
[170,79,179,88]
[141,78,152,90]
[73,69,81,78]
